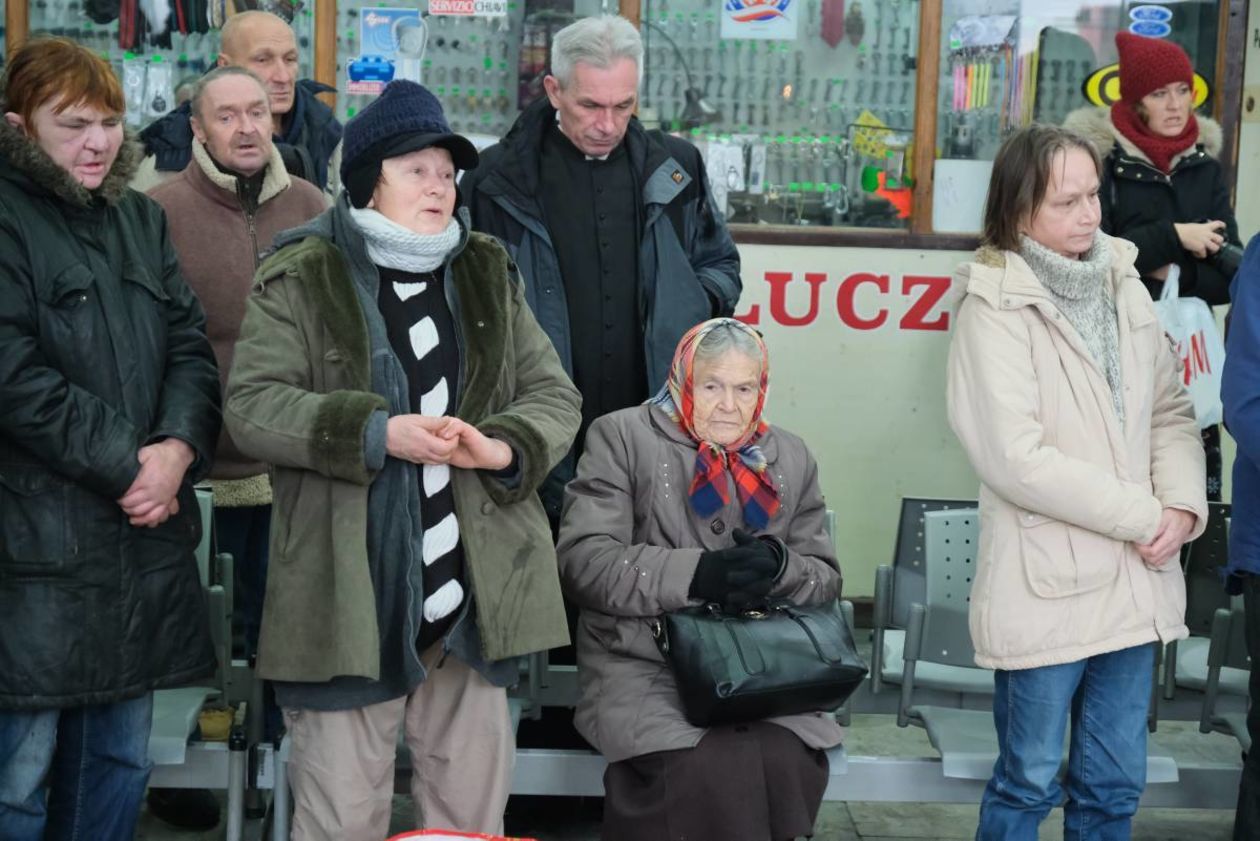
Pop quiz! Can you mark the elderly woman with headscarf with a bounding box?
[557,317,843,841]
[224,80,580,840]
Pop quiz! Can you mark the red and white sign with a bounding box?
[428,0,507,17]
[735,270,954,332]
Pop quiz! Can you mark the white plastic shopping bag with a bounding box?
[1151,265,1225,428]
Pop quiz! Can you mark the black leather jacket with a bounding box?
[0,121,221,710]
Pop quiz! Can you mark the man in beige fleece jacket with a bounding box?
[143,65,325,828]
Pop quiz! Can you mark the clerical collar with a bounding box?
[553,112,617,161]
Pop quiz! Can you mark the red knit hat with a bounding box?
[1115,32,1194,104]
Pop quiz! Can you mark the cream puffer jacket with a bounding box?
[946,234,1207,671]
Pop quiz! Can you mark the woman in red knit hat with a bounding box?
[1066,31,1241,503]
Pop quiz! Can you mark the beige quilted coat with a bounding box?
[946,235,1207,671]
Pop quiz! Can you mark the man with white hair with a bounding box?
[136,10,341,193]
[461,14,741,527]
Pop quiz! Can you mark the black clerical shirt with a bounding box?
[538,122,647,444]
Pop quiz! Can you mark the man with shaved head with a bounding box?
[136,10,341,193]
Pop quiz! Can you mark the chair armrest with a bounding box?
[898,603,926,729]
[1200,608,1232,734]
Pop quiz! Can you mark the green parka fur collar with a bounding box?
[227,200,579,686]
[251,205,561,497]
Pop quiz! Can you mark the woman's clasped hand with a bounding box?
[385,414,513,470]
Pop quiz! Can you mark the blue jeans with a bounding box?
[0,694,153,841]
[976,643,1154,841]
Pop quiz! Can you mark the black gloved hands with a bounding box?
[689,528,787,610]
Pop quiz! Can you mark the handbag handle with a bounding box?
[651,602,781,655]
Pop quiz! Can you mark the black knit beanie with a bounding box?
[339,80,478,208]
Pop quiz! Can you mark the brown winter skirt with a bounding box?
[601,721,829,841]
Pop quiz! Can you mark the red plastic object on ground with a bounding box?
[387,832,537,841]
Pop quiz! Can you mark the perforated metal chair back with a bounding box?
[1183,501,1231,635]
[919,509,981,669]
[890,497,977,628]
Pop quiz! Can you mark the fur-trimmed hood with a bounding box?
[1064,104,1222,165]
[0,114,142,208]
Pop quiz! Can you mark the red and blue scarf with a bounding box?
[650,319,782,530]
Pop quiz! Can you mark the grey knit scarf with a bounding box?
[1019,233,1125,425]
[348,208,461,272]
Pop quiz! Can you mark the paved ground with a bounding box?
[136,634,1245,840]
[137,713,1242,840]
[136,793,1239,840]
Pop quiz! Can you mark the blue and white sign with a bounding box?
[1129,5,1173,23]
[1129,19,1172,38]
[347,8,425,95]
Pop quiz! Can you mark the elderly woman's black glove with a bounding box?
[689,528,785,609]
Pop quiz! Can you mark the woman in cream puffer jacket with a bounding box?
[946,125,1206,841]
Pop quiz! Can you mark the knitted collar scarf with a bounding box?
[1018,230,1111,301]
[348,207,461,272]
[1110,102,1199,174]
[650,318,781,530]
[1019,231,1126,425]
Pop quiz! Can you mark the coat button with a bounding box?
[481,501,494,515]
[710,519,726,535]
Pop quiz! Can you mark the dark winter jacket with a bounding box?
[0,120,221,710]
[224,202,580,708]
[140,79,342,191]
[1222,236,1260,585]
[460,98,741,516]
[1065,106,1241,305]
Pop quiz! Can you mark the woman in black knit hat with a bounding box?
[224,80,580,839]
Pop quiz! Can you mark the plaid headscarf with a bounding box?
[650,319,782,530]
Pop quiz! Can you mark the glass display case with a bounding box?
[3,0,1238,243]
[333,1,598,137]
[639,0,921,230]
[19,0,315,130]
[931,0,1222,233]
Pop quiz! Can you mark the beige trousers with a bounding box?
[283,648,514,841]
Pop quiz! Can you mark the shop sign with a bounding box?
[429,0,508,17]
[736,270,954,332]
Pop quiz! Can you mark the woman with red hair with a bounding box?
[0,38,219,839]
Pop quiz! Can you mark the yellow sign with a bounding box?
[1082,62,1210,108]
[852,110,892,158]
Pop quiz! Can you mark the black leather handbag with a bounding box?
[652,599,869,728]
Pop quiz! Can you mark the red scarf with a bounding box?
[1110,103,1199,174]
